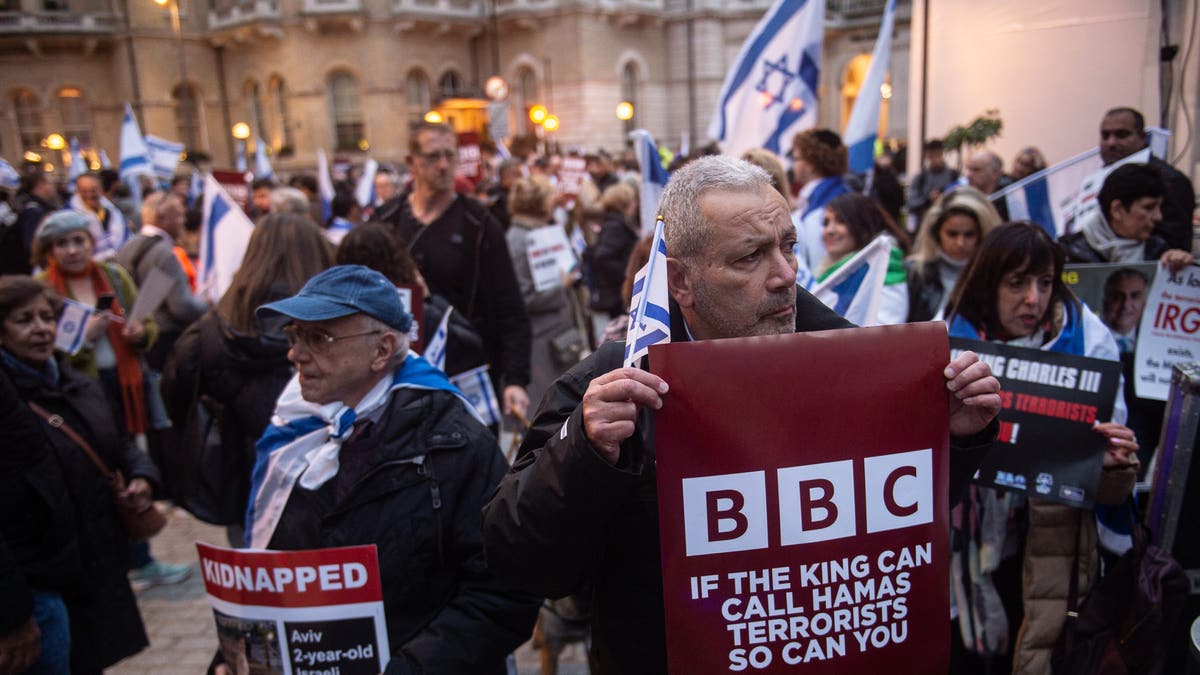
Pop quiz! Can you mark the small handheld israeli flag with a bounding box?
[68,137,88,185]
[235,140,247,173]
[355,157,378,209]
[423,307,452,372]
[810,234,892,326]
[450,365,502,427]
[315,148,335,223]
[623,217,671,368]
[254,137,273,179]
[630,129,669,236]
[54,299,94,356]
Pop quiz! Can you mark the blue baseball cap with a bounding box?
[257,264,413,333]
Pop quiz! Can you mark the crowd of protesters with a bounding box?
[0,103,1194,675]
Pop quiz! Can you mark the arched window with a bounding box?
[515,66,537,135]
[244,79,267,142]
[327,71,363,152]
[12,89,42,151]
[438,71,462,99]
[172,82,201,149]
[57,87,91,147]
[269,75,293,150]
[620,62,639,134]
[406,69,431,127]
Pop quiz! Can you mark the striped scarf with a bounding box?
[245,351,482,549]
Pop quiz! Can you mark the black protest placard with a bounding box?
[951,338,1122,507]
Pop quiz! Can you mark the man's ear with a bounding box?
[667,257,693,308]
[372,332,400,372]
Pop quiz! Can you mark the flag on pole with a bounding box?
[119,103,152,180]
[623,218,671,368]
[188,169,203,209]
[98,149,112,169]
[254,138,273,179]
[423,306,452,372]
[811,235,893,326]
[67,137,88,186]
[0,158,19,189]
[630,129,669,237]
[355,157,378,209]
[235,140,247,173]
[315,148,335,224]
[706,0,824,157]
[199,174,255,303]
[145,135,184,182]
[844,0,896,174]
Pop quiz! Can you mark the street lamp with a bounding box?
[424,111,443,124]
[154,0,195,150]
[44,133,66,151]
[542,115,559,132]
[529,105,548,125]
[231,122,250,140]
[615,101,634,121]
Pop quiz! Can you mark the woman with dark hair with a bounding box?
[0,275,156,673]
[818,193,911,325]
[905,187,1002,322]
[586,182,639,320]
[943,222,1139,674]
[335,221,487,380]
[162,214,334,541]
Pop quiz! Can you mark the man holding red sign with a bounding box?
[483,156,1002,673]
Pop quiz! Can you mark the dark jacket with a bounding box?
[161,309,292,524]
[423,292,488,378]
[1058,230,1170,264]
[1148,155,1197,252]
[0,368,81,634]
[3,354,156,673]
[378,192,532,392]
[906,259,947,323]
[586,210,638,317]
[482,293,997,673]
[115,232,207,370]
[266,386,539,674]
[0,191,54,275]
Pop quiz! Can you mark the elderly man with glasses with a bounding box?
[377,122,533,427]
[237,264,538,674]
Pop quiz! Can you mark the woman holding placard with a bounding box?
[943,222,1139,674]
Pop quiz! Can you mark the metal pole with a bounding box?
[171,0,196,150]
[119,0,146,128]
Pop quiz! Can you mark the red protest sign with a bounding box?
[210,169,249,212]
[197,542,384,609]
[650,323,950,674]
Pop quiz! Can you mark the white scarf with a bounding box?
[1079,210,1145,263]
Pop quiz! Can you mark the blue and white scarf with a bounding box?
[245,351,483,549]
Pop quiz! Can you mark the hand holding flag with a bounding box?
[623,217,671,368]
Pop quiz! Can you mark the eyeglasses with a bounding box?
[418,150,457,164]
[283,324,382,353]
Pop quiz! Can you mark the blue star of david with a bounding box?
[756,55,796,107]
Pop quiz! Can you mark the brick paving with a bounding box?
[110,506,587,675]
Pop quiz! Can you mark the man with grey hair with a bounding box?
[964,149,1011,219]
[268,185,314,218]
[232,264,539,673]
[482,155,1002,673]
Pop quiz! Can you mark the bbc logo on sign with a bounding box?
[680,449,933,557]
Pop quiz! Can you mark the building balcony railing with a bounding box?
[302,0,362,15]
[826,0,890,15]
[391,0,481,21]
[208,0,279,31]
[0,10,118,33]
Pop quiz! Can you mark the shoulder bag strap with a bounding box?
[27,400,114,480]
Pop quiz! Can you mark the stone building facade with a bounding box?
[0,0,908,175]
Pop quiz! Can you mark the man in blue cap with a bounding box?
[238,265,537,674]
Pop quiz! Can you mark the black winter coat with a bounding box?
[482,292,998,674]
[1058,230,1170,264]
[422,293,488,378]
[586,211,638,317]
[3,355,156,673]
[161,309,293,524]
[906,259,947,323]
[266,386,539,674]
[0,368,81,634]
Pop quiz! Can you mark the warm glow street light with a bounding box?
[232,122,251,140]
[615,101,634,121]
[44,134,66,150]
[424,110,443,124]
[529,105,548,124]
[542,115,559,132]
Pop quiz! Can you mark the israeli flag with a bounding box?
[187,169,203,209]
[0,158,18,189]
[315,148,335,223]
[67,137,88,185]
[570,226,587,258]
[254,137,273,180]
[145,135,184,182]
[630,129,669,236]
[199,174,255,303]
[811,234,892,326]
[423,306,452,372]
[450,365,502,426]
[118,103,152,181]
[53,298,93,356]
[495,139,511,160]
[235,140,247,173]
[98,149,112,170]
[624,218,671,368]
[707,0,824,157]
[843,0,896,174]
[355,157,378,209]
